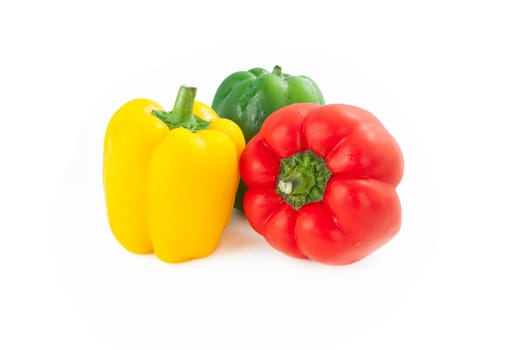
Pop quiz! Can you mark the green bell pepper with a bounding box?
[211,65,325,142]
[211,65,325,211]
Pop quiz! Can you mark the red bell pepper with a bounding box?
[240,103,404,265]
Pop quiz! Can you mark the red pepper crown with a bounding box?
[275,150,332,210]
[239,103,404,266]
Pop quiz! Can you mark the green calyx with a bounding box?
[153,86,210,131]
[276,151,332,210]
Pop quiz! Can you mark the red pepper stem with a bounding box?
[276,150,332,210]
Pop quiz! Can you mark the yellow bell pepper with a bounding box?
[103,86,245,263]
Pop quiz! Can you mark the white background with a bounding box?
[1,1,524,349]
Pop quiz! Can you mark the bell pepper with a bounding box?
[211,65,325,210]
[103,86,245,263]
[240,103,404,265]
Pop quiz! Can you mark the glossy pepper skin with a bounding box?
[212,65,325,210]
[240,103,403,265]
[103,86,245,263]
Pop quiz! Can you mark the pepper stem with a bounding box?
[152,86,211,132]
[272,65,283,77]
[276,150,332,210]
[168,86,197,125]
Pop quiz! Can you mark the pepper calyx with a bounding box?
[275,150,332,210]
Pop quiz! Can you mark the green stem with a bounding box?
[276,150,332,210]
[152,86,211,132]
[272,65,283,77]
[167,86,197,125]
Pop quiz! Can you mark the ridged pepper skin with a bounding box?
[212,65,325,210]
[103,87,245,262]
[240,103,403,265]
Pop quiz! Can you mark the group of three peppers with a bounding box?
[103,66,404,265]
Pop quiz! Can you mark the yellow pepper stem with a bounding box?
[153,86,211,131]
[170,86,197,124]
